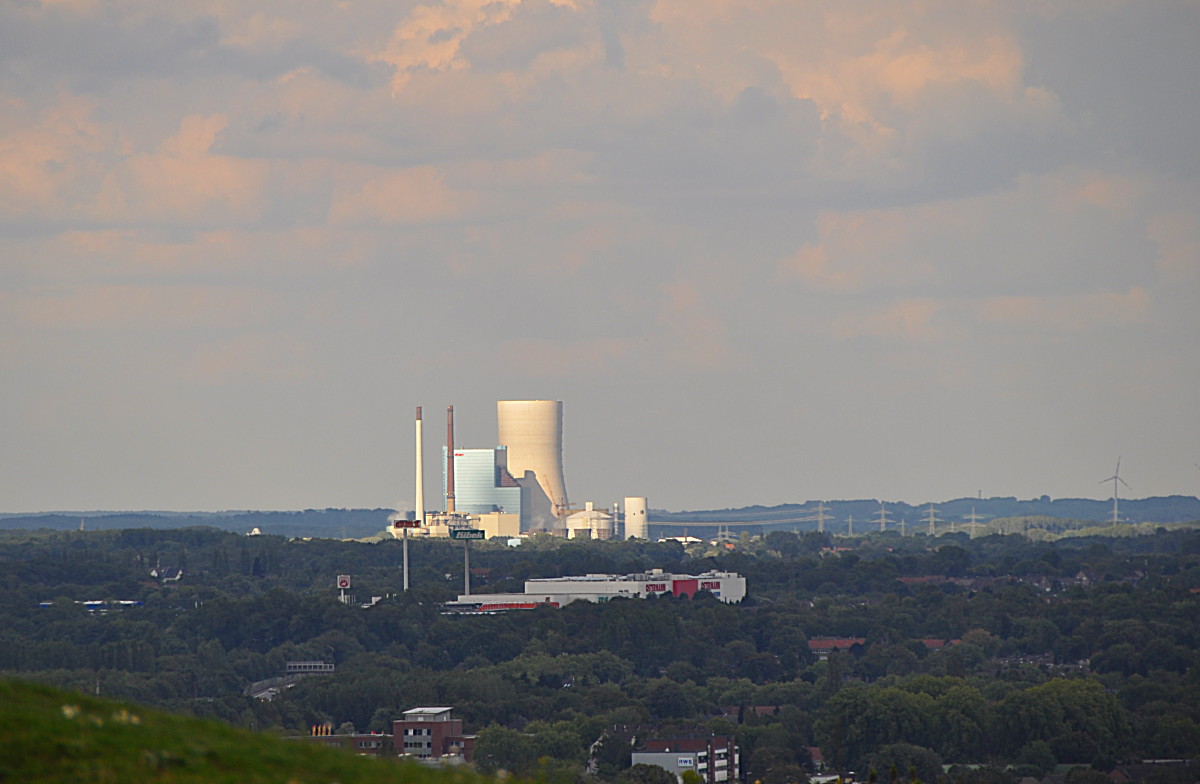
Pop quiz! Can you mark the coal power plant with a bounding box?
[395,400,647,541]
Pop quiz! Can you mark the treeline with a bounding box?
[1,527,1199,782]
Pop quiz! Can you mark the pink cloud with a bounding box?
[94,114,269,225]
[1052,170,1143,216]
[500,337,631,377]
[13,226,384,290]
[781,242,863,293]
[980,287,1151,331]
[778,208,928,293]
[328,165,474,226]
[181,332,312,384]
[1147,212,1199,279]
[832,298,943,342]
[779,167,1167,300]
[0,104,273,227]
[14,284,272,330]
[658,280,733,370]
[0,95,113,218]
[454,149,595,189]
[373,0,523,92]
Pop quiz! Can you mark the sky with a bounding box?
[2,0,1198,514]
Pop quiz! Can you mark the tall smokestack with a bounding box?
[414,407,425,525]
[445,405,456,514]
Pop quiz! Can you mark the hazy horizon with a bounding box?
[5,493,1200,518]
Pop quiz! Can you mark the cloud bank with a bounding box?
[1,0,1197,512]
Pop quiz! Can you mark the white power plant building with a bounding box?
[497,400,569,529]
[565,502,614,540]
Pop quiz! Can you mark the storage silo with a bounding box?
[624,496,648,539]
[497,400,569,527]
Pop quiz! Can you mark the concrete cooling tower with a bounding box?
[497,400,569,528]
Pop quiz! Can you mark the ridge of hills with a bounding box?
[0,509,396,539]
[655,495,1200,525]
[1,495,1198,538]
[0,677,486,784]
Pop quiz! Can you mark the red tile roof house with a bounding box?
[807,638,866,660]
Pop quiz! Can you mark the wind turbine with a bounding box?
[1100,457,1131,525]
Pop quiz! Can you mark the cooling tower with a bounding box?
[497,400,569,526]
[624,496,648,539]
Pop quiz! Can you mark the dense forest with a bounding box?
[1,525,1198,784]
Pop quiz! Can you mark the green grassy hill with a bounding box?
[0,679,488,784]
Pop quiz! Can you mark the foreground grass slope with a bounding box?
[0,679,486,784]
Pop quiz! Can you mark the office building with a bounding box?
[393,707,474,760]
[633,736,740,784]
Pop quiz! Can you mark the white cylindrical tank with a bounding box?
[497,400,569,522]
[624,496,648,539]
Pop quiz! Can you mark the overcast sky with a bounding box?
[2,0,1198,514]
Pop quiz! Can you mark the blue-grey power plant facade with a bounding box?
[442,446,522,517]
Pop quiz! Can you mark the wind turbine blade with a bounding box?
[1118,477,1131,489]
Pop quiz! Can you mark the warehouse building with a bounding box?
[442,569,745,612]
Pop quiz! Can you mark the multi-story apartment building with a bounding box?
[392,706,474,761]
